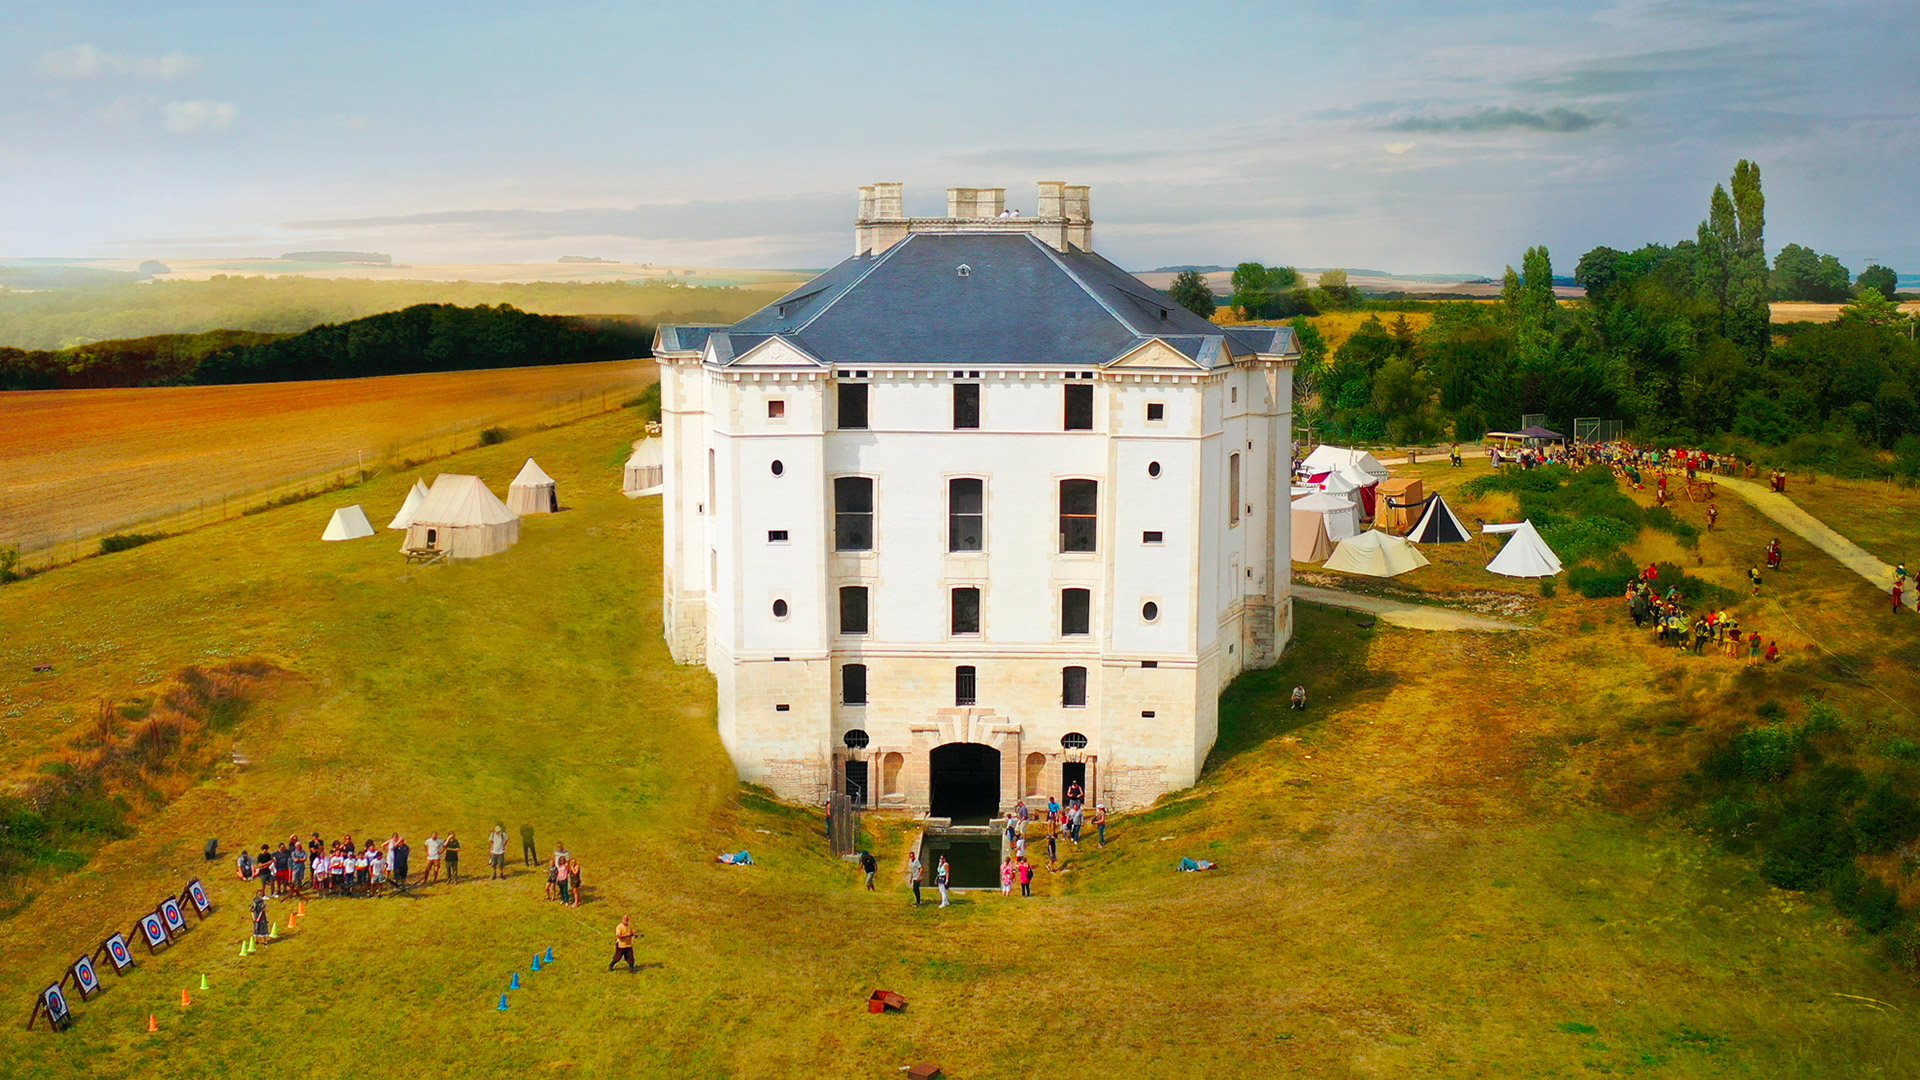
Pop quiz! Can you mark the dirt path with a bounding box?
[1294,585,1529,631]
[1715,475,1916,610]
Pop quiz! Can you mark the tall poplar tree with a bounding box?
[1696,160,1769,359]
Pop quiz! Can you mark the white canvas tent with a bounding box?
[1300,445,1390,483]
[624,439,664,497]
[1290,505,1336,563]
[321,504,375,541]
[1407,493,1472,544]
[506,459,558,515]
[1291,491,1359,542]
[1323,529,1431,578]
[1485,520,1563,577]
[386,479,430,530]
[403,474,520,559]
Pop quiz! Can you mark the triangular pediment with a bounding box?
[726,336,825,368]
[1104,337,1207,370]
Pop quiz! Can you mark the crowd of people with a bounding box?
[898,786,1111,907]
[233,822,585,902]
[1628,564,1780,665]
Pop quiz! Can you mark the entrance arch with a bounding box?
[929,742,1000,822]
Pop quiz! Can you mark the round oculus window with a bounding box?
[772,599,789,618]
[843,729,871,749]
[770,460,784,476]
[1142,601,1159,622]
[1061,732,1089,750]
[1148,461,1161,478]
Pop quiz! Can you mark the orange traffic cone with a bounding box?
[296,900,307,916]
[288,913,298,928]
[147,1014,158,1033]
[180,989,191,1007]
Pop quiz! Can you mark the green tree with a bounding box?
[1314,268,1360,310]
[1167,270,1216,319]
[1857,264,1899,302]
[1230,263,1274,316]
[1771,243,1852,302]
[1287,316,1327,400]
[1695,161,1768,359]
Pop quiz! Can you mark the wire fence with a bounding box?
[11,388,632,574]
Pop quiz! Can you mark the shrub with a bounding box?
[0,544,22,584]
[1569,557,1638,599]
[626,381,662,422]
[1538,577,1557,598]
[1760,804,1855,890]
[1643,506,1699,546]
[98,532,168,555]
[1711,726,1802,783]
[1884,921,1920,974]
[1829,865,1906,933]
[1653,563,1738,606]
[1855,781,1920,855]
[478,426,511,446]
[1881,737,1920,762]
[1702,795,1761,846]
[1801,700,1845,735]
[1541,516,1639,566]
[1755,700,1786,723]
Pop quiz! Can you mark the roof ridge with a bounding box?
[786,234,916,336]
[1024,234,1144,338]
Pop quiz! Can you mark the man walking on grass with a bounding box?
[907,852,923,907]
[859,850,877,891]
[489,824,508,879]
[608,915,637,973]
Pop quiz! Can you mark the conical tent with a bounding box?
[506,459,558,515]
[1300,445,1390,483]
[1485,520,1562,577]
[404,474,520,559]
[321,505,375,541]
[1407,493,1472,544]
[386,479,429,530]
[1291,491,1359,542]
[1290,505,1335,563]
[1323,529,1431,577]
[624,439,663,497]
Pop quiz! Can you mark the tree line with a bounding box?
[0,304,654,390]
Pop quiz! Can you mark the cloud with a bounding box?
[39,43,200,80]
[286,192,851,245]
[1383,142,1417,155]
[1386,107,1603,134]
[161,100,237,134]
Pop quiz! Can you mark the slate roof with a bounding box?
[657,232,1299,368]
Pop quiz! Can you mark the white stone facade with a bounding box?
[656,183,1296,813]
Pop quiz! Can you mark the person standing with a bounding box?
[443,832,461,883]
[859,850,878,891]
[251,894,269,942]
[489,824,509,879]
[1894,578,1905,612]
[1706,503,1718,531]
[1017,856,1033,898]
[1046,824,1059,868]
[291,838,309,894]
[392,836,411,886]
[521,824,538,867]
[567,856,583,908]
[609,916,637,973]
[999,857,1014,897]
[1094,805,1108,847]
[935,855,951,908]
[422,833,444,885]
[906,852,923,907]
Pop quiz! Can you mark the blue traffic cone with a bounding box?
[510,972,520,989]
[530,957,541,972]
[544,946,555,963]
[497,994,509,1011]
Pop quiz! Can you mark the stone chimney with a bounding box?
[855,182,909,255]
[1063,185,1092,250]
[1036,181,1065,220]
[854,180,1091,254]
[946,187,1006,219]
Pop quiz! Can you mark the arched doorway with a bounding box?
[929,742,1000,822]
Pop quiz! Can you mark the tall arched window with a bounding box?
[1025,752,1047,797]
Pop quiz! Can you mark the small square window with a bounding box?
[1141,660,1158,668]
[1146,402,1164,421]
[1142,531,1164,544]
[768,530,789,542]
[775,704,790,712]
[767,399,786,418]
[1141,710,1156,718]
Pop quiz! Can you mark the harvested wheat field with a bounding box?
[0,359,654,553]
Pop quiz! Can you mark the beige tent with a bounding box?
[403,474,520,559]
[1375,478,1425,531]
[386,479,430,530]
[506,459,558,515]
[624,439,663,497]
[1485,520,1563,578]
[321,504,375,541]
[1323,529,1431,578]
[1291,491,1359,542]
[1290,505,1336,563]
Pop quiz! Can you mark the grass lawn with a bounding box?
[0,413,1917,1077]
[1777,475,1920,571]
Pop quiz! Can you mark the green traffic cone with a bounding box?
[238,940,247,958]
[199,974,209,991]
[269,923,278,939]
[246,937,257,954]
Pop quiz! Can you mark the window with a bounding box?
[1025,752,1046,796]
[1062,666,1087,708]
[948,478,983,552]
[767,399,786,419]
[838,382,868,429]
[1062,588,1091,636]
[842,664,868,706]
[710,548,717,589]
[426,528,438,545]
[951,587,981,635]
[1142,531,1164,544]
[839,586,869,635]
[1229,453,1242,526]
[1148,461,1161,478]
[844,728,870,748]
[1065,383,1093,430]
[955,666,977,706]
[1141,660,1158,668]
[1059,479,1098,553]
[1232,385,1239,403]
[834,477,873,551]
[1061,731,1089,750]
[708,448,716,509]
[775,704,790,712]
[771,460,784,476]
[1146,402,1165,422]
[883,752,904,795]
[1142,601,1159,622]
[768,530,789,543]
[772,599,789,619]
[1141,710,1156,718]
[953,383,980,429]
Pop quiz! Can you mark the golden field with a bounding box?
[0,360,655,556]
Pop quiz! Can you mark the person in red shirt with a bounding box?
[1765,640,1778,663]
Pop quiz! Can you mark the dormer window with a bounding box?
[956,264,972,278]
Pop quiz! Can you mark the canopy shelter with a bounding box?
[1406,493,1472,544]
[506,459,559,515]
[321,504,375,541]
[386,479,430,530]
[1300,445,1390,483]
[624,439,664,497]
[1289,504,1336,563]
[403,474,520,559]
[1487,427,1565,449]
[1323,529,1431,578]
[1291,491,1359,543]
[1484,520,1562,577]
[1375,478,1425,531]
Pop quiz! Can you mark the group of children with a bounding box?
[237,831,460,898]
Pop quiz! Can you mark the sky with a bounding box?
[4,0,1917,276]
